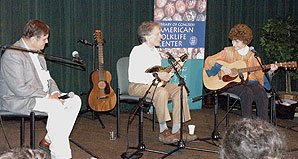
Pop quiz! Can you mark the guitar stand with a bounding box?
[77,39,115,129]
[122,78,167,159]
[78,89,106,129]
[160,59,218,159]
[79,109,116,129]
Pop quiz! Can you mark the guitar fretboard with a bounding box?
[237,62,297,73]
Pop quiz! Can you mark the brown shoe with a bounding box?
[172,130,197,142]
[39,138,50,152]
[158,129,179,144]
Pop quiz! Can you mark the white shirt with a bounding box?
[128,43,161,84]
[22,38,52,92]
[237,45,249,56]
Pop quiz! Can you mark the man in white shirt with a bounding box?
[128,21,196,144]
[0,20,81,159]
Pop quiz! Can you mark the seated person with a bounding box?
[0,20,81,159]
[204,24,278,121]
[219,118,287,159]
[128,21,196,144]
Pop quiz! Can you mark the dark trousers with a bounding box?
[226,82,269,121]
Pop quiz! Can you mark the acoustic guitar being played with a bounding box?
[145,53,188,87]
[88,30,116,111]
[203,60,297,91]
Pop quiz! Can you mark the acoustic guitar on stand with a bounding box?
[203,60,297,91]
[88,30,116,111]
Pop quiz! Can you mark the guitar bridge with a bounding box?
[96,96,108,99]
[218,71,222,80]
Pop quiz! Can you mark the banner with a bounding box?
[154,0,207,110]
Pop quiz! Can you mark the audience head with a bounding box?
[229,24,253,45]
[219,118,287,159]
[0,147,49,159]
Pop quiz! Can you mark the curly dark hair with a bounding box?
[229,24,253,45]
[219,118,287,159]
[137,21,161,43]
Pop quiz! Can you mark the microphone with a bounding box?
[72,51,84,63]
[58,92,75,99]
[249,46,258,56]
[77,39,93,46]
[165,52,176,61]
[152,72,161,81]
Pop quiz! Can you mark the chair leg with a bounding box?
[117,88,120,138]
[30,112,35,149]
[270,94,277,125]
[20,117,25,147]
[226,94,230,129]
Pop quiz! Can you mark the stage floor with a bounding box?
[1,107,298,159]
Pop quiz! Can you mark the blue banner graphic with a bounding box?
[154,0,207,110]
[159,21,205,48]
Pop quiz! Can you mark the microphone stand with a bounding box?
[122,78,167,159]
[254,53,279,125]
[0,45,85,70]
[254,52,298,134]
[160,59,218,159]
[0,45,98,158]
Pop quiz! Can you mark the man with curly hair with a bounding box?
[219,118,287,159]
[204,24,278,120]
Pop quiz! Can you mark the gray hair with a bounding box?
[0,147,49,159]
[219,118,287,159]
[137,21,161,43]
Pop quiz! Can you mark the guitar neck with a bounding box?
[238,64,271,73]
[165,60,182,73]
[98,44,104,80]
[237,61,298,74]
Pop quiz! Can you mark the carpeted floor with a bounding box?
[1,107,298,159]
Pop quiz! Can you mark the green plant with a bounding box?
[260,16,298,93]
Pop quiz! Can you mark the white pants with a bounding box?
[33,94,81,159]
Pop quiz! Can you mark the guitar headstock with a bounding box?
[179,53,188,62]
[93,30,104,44]
[278,61,297,70]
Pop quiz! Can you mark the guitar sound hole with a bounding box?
[222,75,238,82]
[98,81,106,89]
